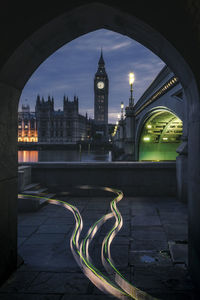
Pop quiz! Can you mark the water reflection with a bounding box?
[18,150,38,162]
[18,150,112,163]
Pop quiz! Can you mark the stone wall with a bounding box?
[18,166,31,192]
[20,162,177,197]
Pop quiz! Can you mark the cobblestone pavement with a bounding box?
[0,196,198,299]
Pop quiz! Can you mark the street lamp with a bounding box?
[129,72,135,107]
[121,101,124,119]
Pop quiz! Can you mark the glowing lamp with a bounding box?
[129,72,135,85]
[143,136,150,142]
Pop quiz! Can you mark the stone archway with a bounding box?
[0,2,200,287]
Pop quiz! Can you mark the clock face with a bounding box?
[97,81,104,89]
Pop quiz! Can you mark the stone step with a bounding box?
[23,182,40,191]
[18,191,55,212]
[23,187,48,195]
[39,193,56,205]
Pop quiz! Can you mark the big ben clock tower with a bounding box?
[94,50,109,138]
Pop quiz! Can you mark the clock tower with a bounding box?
[94,50,109,138]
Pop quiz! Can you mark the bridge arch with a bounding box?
[136,108,183,161]
[0,1,200,286]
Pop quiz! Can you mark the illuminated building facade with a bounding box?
[18,104,38,142]
[35,95,89,144]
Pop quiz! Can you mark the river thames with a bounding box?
[18,150,112,163]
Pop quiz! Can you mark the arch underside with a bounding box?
[139,110,183,161]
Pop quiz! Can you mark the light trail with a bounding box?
[80,187,158,300]
[18,193,129,298]
[101,188,158,300]
[18,189,158,300]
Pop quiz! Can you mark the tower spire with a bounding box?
[98,48,105,66]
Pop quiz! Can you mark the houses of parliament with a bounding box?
[18,51,109,144]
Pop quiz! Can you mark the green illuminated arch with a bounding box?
[139,110,183,161]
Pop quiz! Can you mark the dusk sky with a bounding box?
[19,29,165,123]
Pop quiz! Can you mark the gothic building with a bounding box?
[35,95,89,144]
[94,50,109,139]
[18,51,110,144]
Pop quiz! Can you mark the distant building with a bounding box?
[35,95,89,144]
[18,104,38,142]
[18,51,111,144]
[94,50,109,139]
[18,95,91,144]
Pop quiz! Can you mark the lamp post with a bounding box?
[121,101,124,119]
[129,72,135,107]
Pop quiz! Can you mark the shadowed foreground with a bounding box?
[0,196,198,299]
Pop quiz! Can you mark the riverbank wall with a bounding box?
[19,162,176,197]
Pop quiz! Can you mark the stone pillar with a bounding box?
[118,119,124,150]
[0,83,19,285]
[176,91,188,203]
[176,136,188,203]
[188,118,200,288]
[124,106,136,160]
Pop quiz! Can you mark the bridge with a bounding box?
[112,65,186,162]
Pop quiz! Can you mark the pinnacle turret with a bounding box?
[98,49,105,66]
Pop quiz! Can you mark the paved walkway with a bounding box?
[0,196,198,299]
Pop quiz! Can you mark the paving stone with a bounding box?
[18,225,38,237]
[61,295,113,300]
[18,242,79,272]
[23,233,66,245]
[40,205,73,218]
[169,242,188,265]
[129,250,172,267]
[0,271,39,293]
[159,213,188,224]
[131,226,167,241]
[99,218,115,234]
[17,237,27,248]
[44,217,74,225]
[19,216,47,226]
[0,294,61,300]
[117,223,130,237]
[26,272,89,294]
[131,215,161,226]
[36,224,72,234]
[111,235,130,245]
[130,239,168,251]
[109,245,129,268]
[163,223,188,241]
[132,265,194,292]
[131,207,157,216]
[149,291,199,300]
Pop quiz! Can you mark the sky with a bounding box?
[19,29,165,123]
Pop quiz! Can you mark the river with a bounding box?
[18,150,112,163]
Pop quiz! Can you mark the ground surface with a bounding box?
[0,196,198,299]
